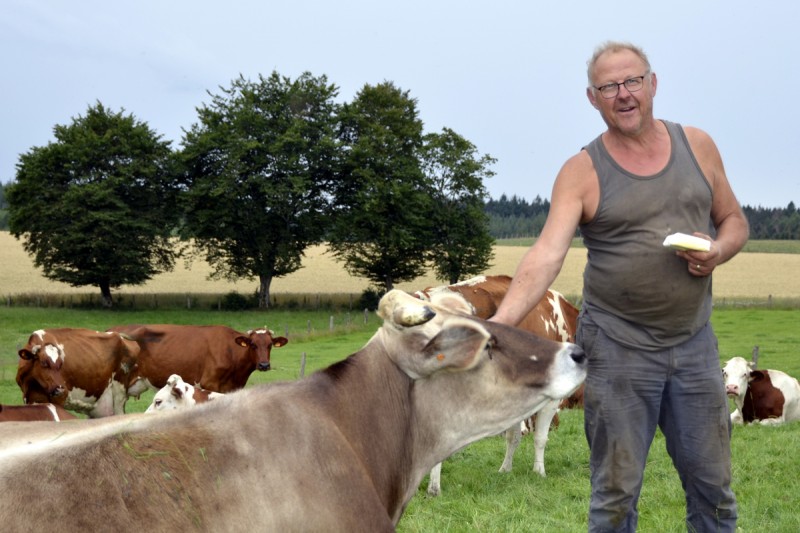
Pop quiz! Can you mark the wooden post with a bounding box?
[751,346,760,369]
[299,352,307,378]
[329,316,334,331]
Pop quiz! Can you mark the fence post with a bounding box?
[329,316,334,331]
[364,308,368,324]
[751,346,760,369]
[299,352,307,378]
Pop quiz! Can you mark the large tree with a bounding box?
[6,102,180,307]
[180,71,340,308]
[421,128,496,284]
[328,82,432,292]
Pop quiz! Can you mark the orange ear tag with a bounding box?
[436,353,445,361]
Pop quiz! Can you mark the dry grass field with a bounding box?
[2,231,799,301]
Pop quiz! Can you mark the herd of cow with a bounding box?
[0,275,797,531]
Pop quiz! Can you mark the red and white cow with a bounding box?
[722,356,800,425]
[0,289,586,531]
[146,374,224,413]
[0,403,77,422]
[415,274,582,495]
[106,324,288,393]
[16,328,143,418]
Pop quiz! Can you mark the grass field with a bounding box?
[1,230,799,531]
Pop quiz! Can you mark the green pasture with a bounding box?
[0,306,798,532]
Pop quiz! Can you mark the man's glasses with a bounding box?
[593,75,648,99]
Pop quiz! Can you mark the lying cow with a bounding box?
[106,324,288,392]
[0,403,77,422]
[722,356,800,425]
[0,289,586,531]
[416,274,582,495]
[16,328,143,418]
[146,374,224,413]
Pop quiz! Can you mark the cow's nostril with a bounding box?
[258,363,271,371]
[570,346,586,364]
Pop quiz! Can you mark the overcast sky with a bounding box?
[2,0,798,208]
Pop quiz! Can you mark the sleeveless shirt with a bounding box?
[580,120,714,350]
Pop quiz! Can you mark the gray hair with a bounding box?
[586,41,651,87]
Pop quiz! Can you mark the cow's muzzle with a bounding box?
[257,362,271,371]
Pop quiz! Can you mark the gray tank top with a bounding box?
[580,120,714,350]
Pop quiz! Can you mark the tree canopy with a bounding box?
[6,102,180,307]
[421,127,496,284]
[327,82,433,292]
[180,72,340,308]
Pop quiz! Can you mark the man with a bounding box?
[491,41,748,532]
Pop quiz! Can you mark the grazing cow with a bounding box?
[106,324,288,392]
[417,274,582,495]
[0,403,77,422]
[16,328,143,418]
[146,374,224,413]
[0,289,586,532]
[722,356,800,425]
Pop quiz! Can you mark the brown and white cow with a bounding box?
[106,324,288,393]
[0,403,77,422]
[722,356,800,425]
[16,328,143,418]
[145,374,224,413]
[416,274,582,495]
[0,289,586,532]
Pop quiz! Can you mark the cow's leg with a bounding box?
[499,422,522,473]
[758,416,785,425]
[427,462,442,496]
[729,409,743,424]
[531,399,560,477]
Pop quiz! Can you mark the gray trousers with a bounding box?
[577,315,737,533]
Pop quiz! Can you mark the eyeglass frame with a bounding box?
[592,73,650,99]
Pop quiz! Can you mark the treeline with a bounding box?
[1,74,497,308]
[485,195,800,240]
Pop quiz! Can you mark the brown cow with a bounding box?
[0,289,586,532]
[16,328,143,418]
[106,324,288,392]
[416,274,582,495]
[0,403,77,422]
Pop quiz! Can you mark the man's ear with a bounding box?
[586,87,599,109]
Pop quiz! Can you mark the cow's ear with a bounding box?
[272,337,289,348]
[234,336,250,348]
[18,349,34,360]
[749,370,767,383]
[171,385,185,400]
[407,318,490,377]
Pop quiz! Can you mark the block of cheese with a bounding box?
[662,232,711,252]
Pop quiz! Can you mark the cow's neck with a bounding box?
[315,346,419,523]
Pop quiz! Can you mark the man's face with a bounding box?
[586,49,656,136]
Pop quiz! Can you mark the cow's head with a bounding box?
[147,374,193,413]
[16,330,69,404]
[235,328,289,372]
[722,356,754,400]
[375,289,587,443]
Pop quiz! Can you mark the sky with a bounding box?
[2,0,799,209]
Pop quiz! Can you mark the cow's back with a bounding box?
[109,325,248,391]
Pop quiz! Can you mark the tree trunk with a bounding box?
[99,281,113,308]
[384,275,394,292]
[258,274,273,309]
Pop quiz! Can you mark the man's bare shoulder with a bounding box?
[682,125,717,151]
